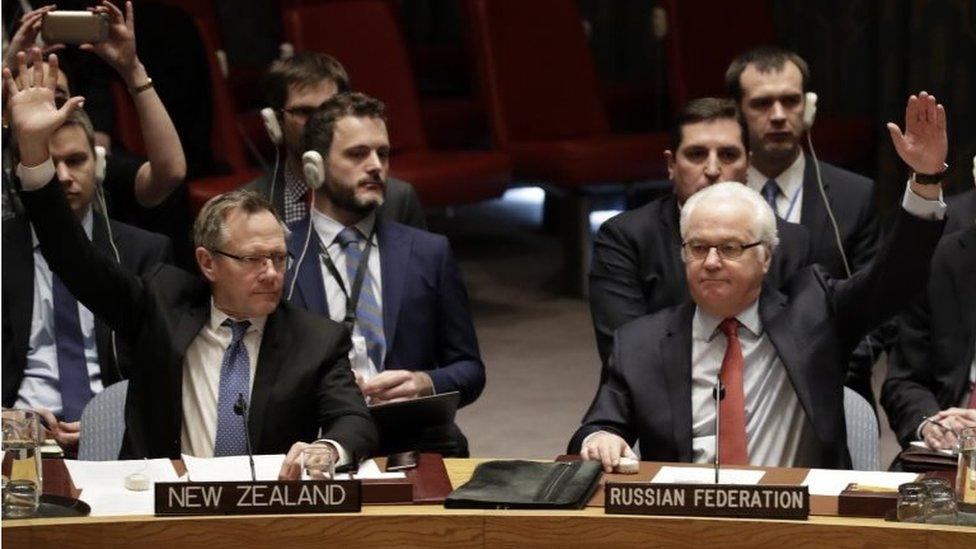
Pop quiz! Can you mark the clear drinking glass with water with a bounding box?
[957,427,976,507]
[301,444,337,481]
[2,409,43,517]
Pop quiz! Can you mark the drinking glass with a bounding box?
[896,482,927,523]
[301,444,337,481]
[957,428,976,506]
[2,410,43,517]
[924,486,958,524]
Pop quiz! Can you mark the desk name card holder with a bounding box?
[605,482,809,520]
[155,480,361,516]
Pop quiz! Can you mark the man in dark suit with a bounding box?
[589,97,812,365]
[244,52,426,229]
[882,225,976,452]
[570,92,948,471]
[726,46,881,405]
[2,107,171,451]
[285,92,484,456]
[7,50,377,473]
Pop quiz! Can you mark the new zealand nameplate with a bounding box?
[155,480,361,516]
[605,482,809,520]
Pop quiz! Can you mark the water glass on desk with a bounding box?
[958,428,976,506]
[1,410,43,517]
[301,444,337,480]
[897,483,927,523]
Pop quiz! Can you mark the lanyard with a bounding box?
[782,184,803,222]
[318,226,376,331]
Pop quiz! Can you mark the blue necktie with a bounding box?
[336,227,386,370]
[213,319,251,457]
[762,179,781,218]
[52,274,93,422]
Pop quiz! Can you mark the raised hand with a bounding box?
[1,5,64,70]
[80,1,139,81]
[2,49,84,166]
[886,91,948,175]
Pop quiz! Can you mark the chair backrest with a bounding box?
[463,0,610,146]
[78,380,129,461]
[660,0,776,111]
[843,387,880,471]
[281,0,429,153]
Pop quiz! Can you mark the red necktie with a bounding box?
[719,318,749,465]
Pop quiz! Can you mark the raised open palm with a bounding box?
[2,50,84,155]
[886,91,948,175]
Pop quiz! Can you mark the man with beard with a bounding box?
[285,92,484,456]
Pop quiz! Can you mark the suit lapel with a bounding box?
[249,305,288,448]
[286,217,329,316]
[799,154,832,253]
[661,302,695,461]
[3,218,35,371]
[378,219,412,352]
[90,214,118,381]
[758,285,815,419]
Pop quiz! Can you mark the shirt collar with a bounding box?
[31,207,94,249]
[693,299,763,342]
[207,298,268,335]
[746,151,805,198]
[310,206,377,247]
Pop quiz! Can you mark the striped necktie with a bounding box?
[336,227,386,370]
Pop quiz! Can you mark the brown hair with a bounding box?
[193,189,287,249]
[303,92,386,155]
[671,97,748,153]
[264,52,350,110]
[725,45,811,103]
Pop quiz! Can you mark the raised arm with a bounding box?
[81,1,186,207]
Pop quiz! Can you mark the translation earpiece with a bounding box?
[302,150,325,190]
[94,145,107,183]
[803,92,818,130]
[261,107,283,145]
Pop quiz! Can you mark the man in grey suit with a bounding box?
[245,52,425,229]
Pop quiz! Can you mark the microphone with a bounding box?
[713,374,725,484]
[234,393,257,482]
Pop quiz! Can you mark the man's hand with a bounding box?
[887,91,948,176]
[278,441,338,481]
[361,370,434,404]
[36,408,80,450]
[80,1,142,85]
[2,49,84,166]
[580,431,637,473]
[1,5,64,70]
[922,408,976,451]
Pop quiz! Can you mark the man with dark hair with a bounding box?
[3,90,172,450]
[6,51,377,471]
[246,52,425,229]
[588,97,812,365]
[725,45,885,406]
[287,92,484,456]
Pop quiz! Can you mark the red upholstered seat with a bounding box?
[463,0,669,186]
[281,0,510,207]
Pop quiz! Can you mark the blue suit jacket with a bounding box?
[286,216,485,407]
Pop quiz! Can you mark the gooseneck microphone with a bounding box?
[234,393,257,482]
[712,374,725,484]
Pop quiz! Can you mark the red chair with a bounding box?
[660,0,873,170]
[463,0,671,293]
[280,0,510,208]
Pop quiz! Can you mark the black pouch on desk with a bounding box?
[444,460,602,509]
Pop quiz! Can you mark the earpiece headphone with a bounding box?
[301,150,326,190]
[802,92,818,130]
[261,107,283,145]
[94,144,107,183]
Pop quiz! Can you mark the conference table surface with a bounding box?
[3,458,975,548]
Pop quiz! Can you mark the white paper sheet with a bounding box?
[79,487,155,516]
[64,459,180,489]
[909,440,957,456]
[650,465,766,485]
[801,469,918,496]
[181,454,406,481]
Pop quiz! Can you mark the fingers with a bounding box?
[31,50,45,90]
[278,442,306,481]
[21,5,57,23]
[15,50,29,89]
[35,407,59,436]
[126,1,135,30]
[886,123,907,157]
[44,52,60,91]
[362,371,410,395]
[2,68,20,95]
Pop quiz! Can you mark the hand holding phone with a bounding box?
[41,11,109,45]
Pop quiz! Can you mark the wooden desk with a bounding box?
[4,459,974,549]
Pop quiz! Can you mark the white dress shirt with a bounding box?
[310,207,383,381]
[747,153,806,223]
[15,210,105,416]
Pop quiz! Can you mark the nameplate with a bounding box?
[605,482,809,520]
[154,480,361,516]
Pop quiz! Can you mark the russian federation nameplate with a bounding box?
[155,480,361,515]
[605,482,809,520]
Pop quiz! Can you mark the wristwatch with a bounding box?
[912,163,949,185]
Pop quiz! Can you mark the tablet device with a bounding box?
[368,391,461,455]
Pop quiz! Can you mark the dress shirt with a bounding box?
[15,209,104,416]
[310,207,383,381]
[282,161,309,225]
[748,153,805,223]
[180,301,266,457]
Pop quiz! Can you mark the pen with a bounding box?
[922,415,954,435]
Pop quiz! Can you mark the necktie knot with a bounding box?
[336,227,362,249]
[761,180,780,215]
[221,319,251,343]
[720,318,740,339]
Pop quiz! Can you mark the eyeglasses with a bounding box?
[682,240,763,261]
[211,249,293,272]
[280,105,319,120]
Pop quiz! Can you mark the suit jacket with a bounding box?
[569,209,944,469]
[21,180,378,460]
[589,193,814,365]
[286,216,485,408]
[946,189,975,235]
[2,212,172,408]
[798,155,880,278]
[881,226,976,447]
[245,168,427,230]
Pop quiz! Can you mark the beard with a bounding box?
[322,174,386,216]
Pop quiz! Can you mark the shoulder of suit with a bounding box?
[381,219,448,248]
[385,177,414,197]
[617,301,684,340]
[106,217,172,255]
[277,300,348,339]
[815,160,874,191]
[598,196,668,236]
